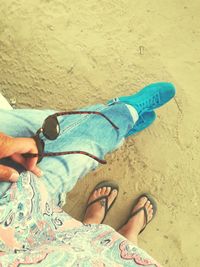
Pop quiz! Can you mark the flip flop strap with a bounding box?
[130,206,148,234]
[86,195,109,223]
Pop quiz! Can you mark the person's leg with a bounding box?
[0,103,136,206]
[0,82,175,206]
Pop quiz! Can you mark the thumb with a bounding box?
[0,164,19,182]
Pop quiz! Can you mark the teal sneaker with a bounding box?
[108,82,176,115]
[126,111,156,137]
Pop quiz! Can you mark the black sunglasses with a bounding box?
[23,111,119,164]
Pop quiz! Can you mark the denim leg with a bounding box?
[0,103,134,205]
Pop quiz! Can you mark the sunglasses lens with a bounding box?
[42,116,60,140]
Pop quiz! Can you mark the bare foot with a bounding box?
[118,197,154,245]
[83,186,118,224]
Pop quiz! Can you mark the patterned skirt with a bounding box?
[0,172,161,267]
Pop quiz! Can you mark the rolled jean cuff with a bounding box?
[124,104,139,123]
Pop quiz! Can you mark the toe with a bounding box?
[93,190,98,199]
[101,187,107,195]
[149,204,153,213]
[107,189,118,208]
[88,189,97,203]
[145,200,151,209]
[149,208,153,221]
[105,186,111,195]
[132,196,147,213]
[145,201,154,222]
[87,186,114,206]
[98,187,104,196]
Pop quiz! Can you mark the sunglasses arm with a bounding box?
[54,111,119,130]
[23,150,107,164]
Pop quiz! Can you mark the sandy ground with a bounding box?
[0,1,200,266]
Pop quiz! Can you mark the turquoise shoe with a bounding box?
[126,111,156,137]
[108,82,176,115]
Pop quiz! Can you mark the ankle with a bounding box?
[118,227,138,245]
[118,221,140,237]
[83,215,102,224]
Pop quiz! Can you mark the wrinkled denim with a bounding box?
[0,102,134,206]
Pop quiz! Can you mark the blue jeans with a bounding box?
[0,102,135,206]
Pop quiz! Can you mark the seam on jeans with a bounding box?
[61,105,108,133]
[60,105,109,134]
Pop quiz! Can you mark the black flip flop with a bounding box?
[119,193,157,234]
[129,193,157,234]
[85,180,119,224]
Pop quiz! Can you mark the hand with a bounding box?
[0,132,42,182]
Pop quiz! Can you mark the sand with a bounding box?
[0,0,200,266]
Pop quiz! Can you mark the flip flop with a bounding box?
[85,180,119,224]
[123,193,157,234]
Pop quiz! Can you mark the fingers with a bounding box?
[26,157,43,177]
[0,136,38,159]
[11,154,43,177]
[26,157,38,172]
[31,165,43,177]
[10,138,43,177]
[0,134,43,178]
[13,137,41,174]
[20,138,42,176]
[0,164,19,182]
[11,153,27,167]
[12,137,38,155]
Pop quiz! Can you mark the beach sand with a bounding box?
[0,1,200,266]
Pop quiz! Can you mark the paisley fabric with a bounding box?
[0,172,160,267]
